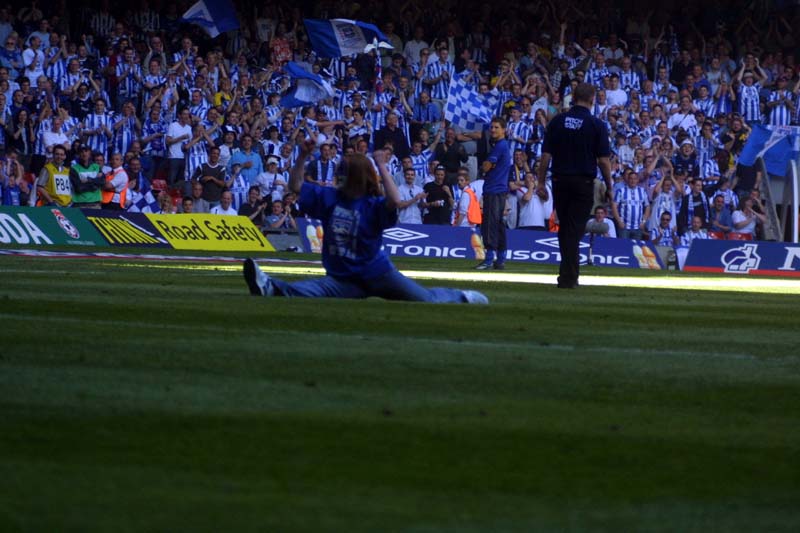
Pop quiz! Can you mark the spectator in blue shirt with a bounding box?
[475,116,512,270]
[411,91,441,131]
[228,134,263,186]
[709,194,733,235]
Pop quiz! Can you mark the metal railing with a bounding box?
[779,159,799,243]
[755,157,783,241]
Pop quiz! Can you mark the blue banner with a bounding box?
[738,124,800,177]
[304,19,389,58]
[281,62,335,108]
[297,220,664,269]
[684,239,800,276]
[181,0,239,38]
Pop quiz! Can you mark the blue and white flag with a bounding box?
[280,62,335,108]
[304,19,390,58]
[128,177,160,213]
[443,77,498,132]
[181,0,239,38]
[738,124,800,177]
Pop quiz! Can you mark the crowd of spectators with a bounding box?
[0,0,792,247]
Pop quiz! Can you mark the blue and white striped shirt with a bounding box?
[768,90,793,126]
[261,139,283,157]
[506,120,531,157]
[84,112,114,156]
[654,81,678,104]
[701,159,721,187]
[650,225,677,247]
[115,62,142,99]
[189,102,209,122]
[141,116,167,156]
[694,97,716,118]
[410,149,433,180]
[714,93,735,117]
[587,65,610,88]
[46,58,66,87]
[614,185,650,229]
[738,84,761,122]
[618,70,641,93]
[680,229,709,247]
[424,60,455,100]
[186,139,209,180]
[142,74,165,103]
[114,115,138,156]
[639,90,659,111]
[59,71,83,94]
[368,92,392,132]
[694,135,721,171]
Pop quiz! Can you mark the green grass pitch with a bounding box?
[1,250,799,532]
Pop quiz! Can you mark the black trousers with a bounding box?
[481,192,507,257]
[553,175,594,286]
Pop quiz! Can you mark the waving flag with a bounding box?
[304,19,391,58]
[128,175,160,213]
[280,62,335,108]
[181,0,239,38]
[738,124,800,177]
[444,77,499,132]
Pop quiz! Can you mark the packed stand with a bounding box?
[0,0,788,246]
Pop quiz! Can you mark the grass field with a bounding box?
[2,249,800,532]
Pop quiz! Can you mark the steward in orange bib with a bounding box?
[35,144,72,206]
[101,153,129,210]
[453,172,482,227]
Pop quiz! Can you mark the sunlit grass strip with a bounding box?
[97,261,800,294]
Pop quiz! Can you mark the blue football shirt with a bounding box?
[300,183,398,279]
[484,138,512,194]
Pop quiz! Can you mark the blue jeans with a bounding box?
[619,228,645,240]
[167,158,185,188]
[271,268,467,303]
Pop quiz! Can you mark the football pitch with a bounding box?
[1,249,799,532]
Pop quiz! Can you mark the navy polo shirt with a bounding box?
[542,105,610,177]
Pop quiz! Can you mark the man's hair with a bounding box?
[573,83,596,104]
[491,116,506,128]
[248,185,260,194]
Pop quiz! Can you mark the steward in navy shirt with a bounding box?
[537,83,613,288]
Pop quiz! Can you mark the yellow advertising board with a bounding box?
[146,214,275,251]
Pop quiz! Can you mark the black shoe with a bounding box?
[493,262,505,270]
[475,261,493,270]
[557,281,579,289]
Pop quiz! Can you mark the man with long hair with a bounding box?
[243,139,488,304]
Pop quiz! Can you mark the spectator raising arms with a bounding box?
[0,0,786,254]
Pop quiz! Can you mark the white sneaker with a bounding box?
[462,290,489,305]
[243,259,274,296]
